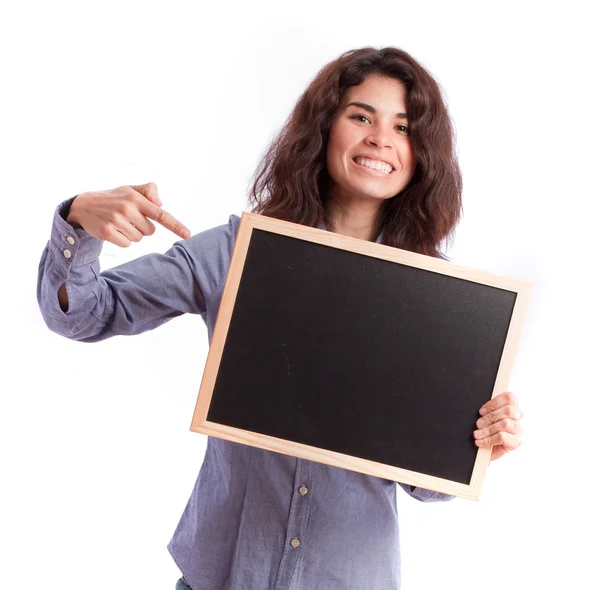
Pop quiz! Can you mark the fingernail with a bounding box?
[476,418,484,428]
[474,430,483,437]
[479,407,488,416]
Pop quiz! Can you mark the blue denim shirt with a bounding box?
[37,198,454,590]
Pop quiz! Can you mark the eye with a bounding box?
[350,114,370,124]
[349,114,410,135]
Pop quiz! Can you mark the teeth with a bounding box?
[354,157,393,174]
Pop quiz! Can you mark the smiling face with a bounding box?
[326,75,416,208]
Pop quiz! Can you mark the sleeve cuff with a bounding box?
[50,196,103,271]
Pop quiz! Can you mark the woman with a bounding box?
[37,46,523,590]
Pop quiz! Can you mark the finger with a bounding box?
[475,430,522,452]
[114,218,145,243]
[474,417,519,441]
[139,200,191,240]
[476,403,521,430]
[128,210,157,237]
[129,182,163,207]
[105,227,132,248]
[479,391,518,416]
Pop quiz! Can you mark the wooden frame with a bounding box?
[190,213,531,501]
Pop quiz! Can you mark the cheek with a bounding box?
[402,142,416,175]
[326,130,348,175]
[325,145,337,179]
[329,121,354,155]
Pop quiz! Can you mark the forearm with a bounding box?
[37,197,108,340]
[399,483,456,502]
[37,198,186,342]
[37,197,235,343]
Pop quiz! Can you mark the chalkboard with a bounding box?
[190,213,531,500]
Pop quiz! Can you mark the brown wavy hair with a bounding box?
[248,46,462,258]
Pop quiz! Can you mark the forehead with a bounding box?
[341,75,408,109]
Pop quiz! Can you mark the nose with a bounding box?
[365,125,392,149]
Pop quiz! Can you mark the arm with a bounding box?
[398,483,455,503]
[37,196,240,343]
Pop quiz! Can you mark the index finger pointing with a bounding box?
[141,201,191,240]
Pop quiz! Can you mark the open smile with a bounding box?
[351,158,395,177]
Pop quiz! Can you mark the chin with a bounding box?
[354,188,398,202]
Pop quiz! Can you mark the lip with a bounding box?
[351,157,395,177]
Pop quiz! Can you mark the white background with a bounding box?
[1,1,598,588]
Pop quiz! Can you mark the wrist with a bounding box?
[65,194,85,228]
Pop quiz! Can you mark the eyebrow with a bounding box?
[345,101,408,119]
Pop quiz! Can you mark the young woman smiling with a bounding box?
[37,46,523,590]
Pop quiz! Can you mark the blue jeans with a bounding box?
[175,577,193,590]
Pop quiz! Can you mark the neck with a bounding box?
[324,194,381,242]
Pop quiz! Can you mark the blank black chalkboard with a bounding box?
[192,213,531,500]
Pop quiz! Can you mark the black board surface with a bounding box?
[207,228,516,484]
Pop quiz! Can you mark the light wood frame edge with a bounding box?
[190,212,533,502]
[193,420,477,500]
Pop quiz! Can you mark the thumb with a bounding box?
[129,182,163,207]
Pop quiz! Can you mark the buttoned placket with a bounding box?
[273,458,313,590]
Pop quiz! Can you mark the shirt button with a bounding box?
[66,235,75,245]
[290,537,301,549]
[63,249,72,259]
[298,485,309,496]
